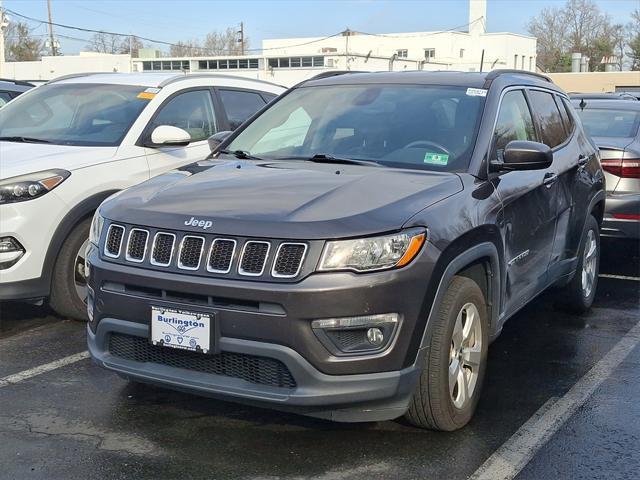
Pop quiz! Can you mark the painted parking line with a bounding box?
[598,273,640,282]
[468,320,640,480]
[0,351,89,388]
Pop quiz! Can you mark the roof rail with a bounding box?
[293,70,367,89]
[482,69,552,88]
[157,72,285,89]
[46,72,119,84]
[0,78,35,87]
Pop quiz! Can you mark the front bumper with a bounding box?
[87,240,440,421]
[88,318,422,422]
[602,193,640,239]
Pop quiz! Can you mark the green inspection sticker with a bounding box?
[424,152,449,165]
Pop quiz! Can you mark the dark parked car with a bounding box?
[0,78,33,107]
[572,98,640,239]
[87,70,605,430]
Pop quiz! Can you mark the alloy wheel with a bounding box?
[449,302,483,410]
[581,229,597,298]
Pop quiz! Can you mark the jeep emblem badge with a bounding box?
[184,216,213,230]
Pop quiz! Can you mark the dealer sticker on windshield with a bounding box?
[466,87,488,97]
[424,152,449,165]
[150,306,211,353]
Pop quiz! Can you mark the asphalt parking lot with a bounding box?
[1,238,638,480]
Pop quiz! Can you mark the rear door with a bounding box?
[492,89,558,315]
[527,90,593,277]
[216,88,269,130]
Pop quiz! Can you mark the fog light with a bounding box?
[0,237,25,269]
[311,313,399,355]
[367,327,384,346]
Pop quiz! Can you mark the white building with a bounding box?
[1,0,537,86]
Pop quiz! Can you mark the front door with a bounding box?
[492,89,558,315]
[143,89,218,177]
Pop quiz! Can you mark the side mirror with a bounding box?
[491,140,553,172]
[148,125,191,147]
[207,131,233,153]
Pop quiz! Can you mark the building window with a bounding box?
[267,56,324,68]
[514,54,518,68]
[396,49,408,58]
[521,56,525,70]
[529,56,533,71]
[142,60,189,71]
[424,48,435,61]
[459,49,465,58]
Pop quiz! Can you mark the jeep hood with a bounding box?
[100,160,463,239]
[0,142,118,180]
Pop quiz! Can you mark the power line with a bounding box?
[2,6,345,55]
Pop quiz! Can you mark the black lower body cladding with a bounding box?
[86,242,442,421]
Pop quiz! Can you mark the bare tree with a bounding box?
[86,32,122,54]
[628,9,640,70]
[203,27,248,55]
[528,0,619,72]
[527,7,568,72]
[4,21,44,61]
[169,40,202,57]
[119,36,145,57]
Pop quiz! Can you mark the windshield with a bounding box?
[0,83,152,146]
[226,84,485,172]
[576,108,640,138]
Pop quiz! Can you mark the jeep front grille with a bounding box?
[151,232,175,266]
[178,236,205,270]
[104,224,125,258]
[239,241,270,276]
[125,229,148,262]
[273,243,307,278]
[101,223,308,280]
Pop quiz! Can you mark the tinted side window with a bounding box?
[0,91,13,107]
[493,90,537,153]
[151,90,217,142]
[262,93,278,103]
[528,90,566,148]
[219,89,267,130]
[560,97,575,133]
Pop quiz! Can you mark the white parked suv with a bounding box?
[0,72,284,318]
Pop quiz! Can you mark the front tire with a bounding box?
[405,276,488,431]
[50,218,91,320]
[556,215,600,313]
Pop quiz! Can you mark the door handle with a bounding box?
[543,172,558,187]
[578,155,588,167]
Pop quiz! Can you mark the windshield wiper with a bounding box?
[0,136,52,144]
[218,149,263,160]
[305,154,382,167]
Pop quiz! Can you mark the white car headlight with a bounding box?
[318,228,426,272]
[0,169,70,204]
[89,210,105,246]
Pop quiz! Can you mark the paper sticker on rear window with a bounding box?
[424,152,449,165]
[466,88,487,97]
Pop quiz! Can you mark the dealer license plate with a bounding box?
[150,306,211,353]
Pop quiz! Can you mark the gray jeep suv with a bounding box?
[87,70,605,430]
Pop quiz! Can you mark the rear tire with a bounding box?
[405,276,488,431]
[556,215,600,313]
[50,218,91,321]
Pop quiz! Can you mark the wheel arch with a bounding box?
[405,226,504,367]
[42,190,120,297]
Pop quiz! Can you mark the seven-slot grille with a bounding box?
[103,224,306,279]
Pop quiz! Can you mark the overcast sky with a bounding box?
[5,0,638,55]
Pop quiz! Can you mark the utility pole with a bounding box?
[47,0,57,56]
[238,22,244,56]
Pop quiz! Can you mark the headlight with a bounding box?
[0,169,70,204]
[318,228,426,272]
[89,210,105,246]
